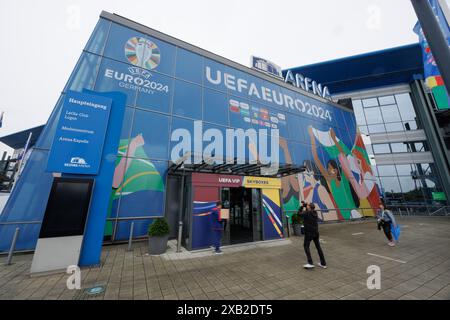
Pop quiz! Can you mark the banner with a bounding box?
[414,0,450,109]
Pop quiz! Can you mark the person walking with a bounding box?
[211,201,224,254]
[299,203,327,269]
[377,203,397,247]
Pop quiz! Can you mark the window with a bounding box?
[175,48,203,84]
[373,144,391,154]
[84,18,110,55]
[396,164,412,176]
[380,105,402,123]
[377,165,397,176]
[203,88,229,126]
[103,23,176,76]
[129,109,170,160]
[378,95,396,105]
[379,176,403,193]
[94,58,137,106]
[352,99,366,125]
[403,120,418,131]
[385,122,404,133]
[135,71,173,114]
[64,53,102,93]
[390,143,408,153]
[368,124,386,134]
[364,107,383,124]
[362,98,378,108]
[172,79,202,120]
[396,93,416,121]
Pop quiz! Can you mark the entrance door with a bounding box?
[227,187,262,244]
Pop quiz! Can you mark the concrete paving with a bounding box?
[1,216,450,300]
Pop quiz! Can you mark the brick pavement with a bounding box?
[1,216,450,300]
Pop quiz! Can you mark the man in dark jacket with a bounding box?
[211,201,224,254]
[298,203,327,269]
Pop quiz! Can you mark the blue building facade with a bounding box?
[0,12,380,254]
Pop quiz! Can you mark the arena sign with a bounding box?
[284,69,332,100]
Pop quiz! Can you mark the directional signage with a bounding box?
[47,91,112,175]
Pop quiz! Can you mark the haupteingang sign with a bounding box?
[46,91,112,175]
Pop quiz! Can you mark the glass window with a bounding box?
[362,98,378,108]
[390,143,408,153]
[385,122,404,133]
[377,165,397,176]
[64,53,102,93]
[352,99,366,125]
[378,95,396,105]
[94,58,137,106]
[135,71,173,113]
[172,79,202,120]
[103,23,176,76]
[116,159,167,221]
[396,93,416,121]
[35,96,64,149]
[368,124,386,134]
[399,176,425,204]
[84,18,111,55]
[396,164,412,176]
[175,47,203,84]
[359,125,369,135]
[413,142,426,152]
[373,144,391,154]
[117,107,134,155]
[229,97,254,130]
[203,88,229,126]
[403,120,418,131]
[380,176,403,193]
[380,105,402,123]
[129,109,170,160]
[364,107,383,124]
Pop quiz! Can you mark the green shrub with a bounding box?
[148,218,170,237]
[291,213,304,225]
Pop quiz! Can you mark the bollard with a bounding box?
[177,221,183,253]
[127,221,134,252]
[6,227,20,265]
[285,216,290,238]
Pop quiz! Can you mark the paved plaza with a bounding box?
[1,216,450,300]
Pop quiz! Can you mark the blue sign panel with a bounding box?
[47,91,112,175]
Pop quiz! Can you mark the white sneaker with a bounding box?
[388,242,396,247]
[317,263,327,269]
[303,263,315,269]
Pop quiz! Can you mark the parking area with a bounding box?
[1,216,450,300]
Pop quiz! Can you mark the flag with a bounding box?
[414,0,450,109]
[311,127,351,159]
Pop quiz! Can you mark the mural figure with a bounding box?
[308,126,359,220]
[105,134,165,239]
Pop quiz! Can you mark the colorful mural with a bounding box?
[281,127,381,221]
[106,134,165,240]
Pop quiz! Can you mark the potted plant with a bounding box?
[148,218,170,255]
[291,213,304,236]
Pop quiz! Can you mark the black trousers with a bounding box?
[381,222,393,241]
[303,234,326,265]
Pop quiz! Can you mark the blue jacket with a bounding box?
[211,207,223,231]
[377,209,397,227]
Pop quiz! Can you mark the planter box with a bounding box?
[293,224,304,236]
[148,235,169,255]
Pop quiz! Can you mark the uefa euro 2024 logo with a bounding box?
[125,37,161,70]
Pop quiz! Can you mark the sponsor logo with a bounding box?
[65,157,90,169]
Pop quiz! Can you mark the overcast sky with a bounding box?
[0,0,427,153]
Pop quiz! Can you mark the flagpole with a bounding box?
[411,0,450,97]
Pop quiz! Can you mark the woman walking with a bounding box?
[299,203,327,269]
[377,203,397,247]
